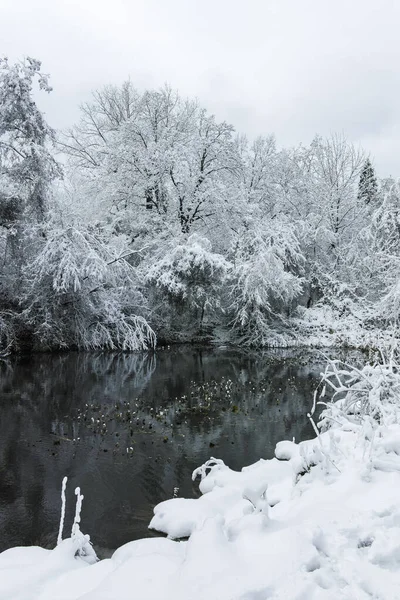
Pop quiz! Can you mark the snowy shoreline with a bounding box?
[2,356,400,599]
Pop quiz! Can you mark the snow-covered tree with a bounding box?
[0,57,62,350]
[60,83,239,238]
[358,158,378,205]
[308,135,365,242]
[228,218,304,346]
[365,182,400,319]
[236,135,278,218]
[59,84,178,235]
[271,137,367,307]
[22,223,155,350]
[168,107,239,234]
[0,57,61,224]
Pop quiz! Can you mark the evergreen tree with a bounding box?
[357,158,378,205]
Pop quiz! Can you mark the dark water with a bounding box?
[0,346,339,556]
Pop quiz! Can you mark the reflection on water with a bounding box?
[0,347,353,555]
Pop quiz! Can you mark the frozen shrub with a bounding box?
[22,224,155,350]
[318,354,400,431]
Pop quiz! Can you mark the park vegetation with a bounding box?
[0,57,397,352]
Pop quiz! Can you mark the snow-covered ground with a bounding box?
[2,357,400,599]
[228,304,396,350]
[291,304,395,350]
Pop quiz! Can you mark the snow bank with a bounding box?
[3,356,400,599]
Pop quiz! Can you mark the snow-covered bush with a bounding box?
[22,224,155,350]
[228,219,304,346]
[146,234,230,336]
[317,354,400,432]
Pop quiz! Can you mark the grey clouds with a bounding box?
[2,0,399,176]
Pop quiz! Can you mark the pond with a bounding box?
[0,346,348,557]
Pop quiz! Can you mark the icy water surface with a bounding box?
[0,347,348,556]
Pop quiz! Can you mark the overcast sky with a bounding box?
[2,0,400,176]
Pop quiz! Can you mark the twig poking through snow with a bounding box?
[310,389,318,417]
[308,407,341,473]
[71,487,84,538]
[57,476,68,546]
